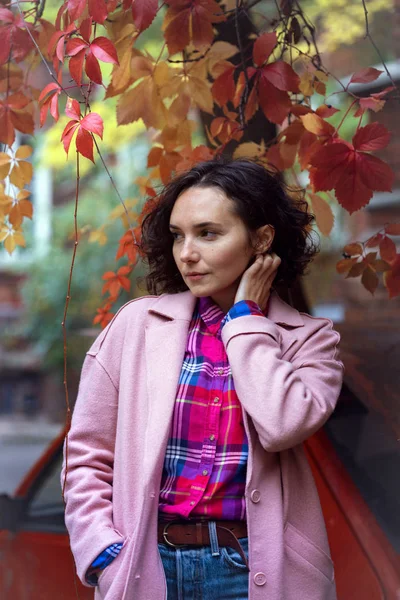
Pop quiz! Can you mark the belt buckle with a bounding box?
[162,521,187,548]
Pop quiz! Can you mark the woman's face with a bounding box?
[169,186,255,312]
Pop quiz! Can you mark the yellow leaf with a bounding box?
[16,145,33,159]
[299,72,314,96]
[206,41,239,73]
[153,62,171,88]
[0,152,11,179]
[9,161,33,188]
[89,228,108,246]
[309,193,334,236]
[187,76,213,113]
[233,142,265,160]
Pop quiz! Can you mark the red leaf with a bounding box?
[76,127,94,161]
[65,98,81,120]
[353,123,390,152]
[50,93,60,122]
[309,142,351,194]
[69,49,86,85]
[258,76,292,124]
[80,112,104,138]
[38,82,60,103]
[300,113,335,137]
[61,120,79,154]
[66,37,89,56]
[85,51,102,84]
[385,223,400,235]
[211,65,235,106]
[379,236,397,263]
[350,67,383,84]
[91,36,119,64]
[384,254,400,298]
[131,0,158,31]
[67,0,87,21]
[356,153,394,193]
[164,10,190,54]
[361,265,379,295]
[262,61,300,92]
[88,0,108,24]
[253,32,277,67]
[79,17,92,42]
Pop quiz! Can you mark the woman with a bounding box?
[62,158,344,600]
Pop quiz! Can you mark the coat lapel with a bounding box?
[143,292,196,480]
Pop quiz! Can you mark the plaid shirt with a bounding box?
[86,298,264,584]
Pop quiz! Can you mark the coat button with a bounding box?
[254,572,267,586]
[250,489,261,503]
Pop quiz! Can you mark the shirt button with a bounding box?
[254,572,267,586]
[213,396,219,403]
[251,489,261,503]
[217,368,223,375]
[209,434,215,441]
[202,469,208,476]
[190,501,195,506]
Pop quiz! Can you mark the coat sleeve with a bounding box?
[221,315,344,452]
[61,348,124,587]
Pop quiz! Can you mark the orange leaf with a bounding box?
[308,193,334,237]
[336,258,357,274]
[300,113,335,137]
[343,242,363,256]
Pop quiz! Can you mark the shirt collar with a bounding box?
[197,296,225,330]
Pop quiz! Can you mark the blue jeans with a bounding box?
[158,520,249,600]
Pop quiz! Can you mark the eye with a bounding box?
[201,230,217,238]
[171,231,183,241]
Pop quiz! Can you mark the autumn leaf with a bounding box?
[379,235,396,263]
[0,93,34,146]
[385,223,400,235]
[309,139,394,213]
[102,265,131,296]
[211,63,235,106]
[352,122,390,152]
[354,86,394,116]
[361,265,379,294]
[93,303,115,328]
[66,27,119,85]
[0,223,26,254]
[383,254,400,298]
[253,32,278,67]
[61,99,104,162]
[124,0,158,31]
[175,145,214,173]
[116,230,140,263]
[38,82,62,126]
[0,8,35,66]
[349,67,383,85]
[164,0,225,55]
[308,193,334,236]
[8,190,33,228]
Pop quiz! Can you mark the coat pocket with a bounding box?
[97,533,133,597]
[284,522,334,583]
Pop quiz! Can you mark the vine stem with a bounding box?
[61,149,80,501]
[334,99,357,135]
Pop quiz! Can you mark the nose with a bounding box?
[180,238,199,263]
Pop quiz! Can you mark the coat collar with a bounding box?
[148,290,304,328]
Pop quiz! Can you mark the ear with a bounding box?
[254,224,275,253]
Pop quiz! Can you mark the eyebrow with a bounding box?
[169,221,221,230]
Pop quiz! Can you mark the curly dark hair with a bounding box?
[140,157,319,295]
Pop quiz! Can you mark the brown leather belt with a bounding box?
[157,520,249,571]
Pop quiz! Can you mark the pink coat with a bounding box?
[62,290,344,600]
